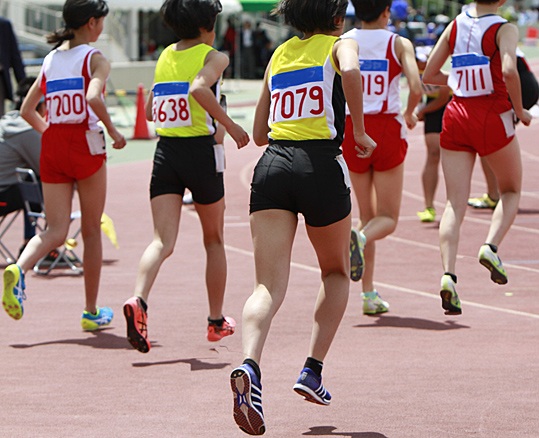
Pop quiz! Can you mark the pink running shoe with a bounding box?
[123,297,150,353]
[207,316,236,342]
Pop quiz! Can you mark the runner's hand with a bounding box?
[354,131,377,158]
[109,128,127,149]
[228,123,250,149]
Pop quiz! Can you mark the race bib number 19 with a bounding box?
[449,53,494,97]
[359,59,389,103]
[270,66,325,123]
[152,82,192,129]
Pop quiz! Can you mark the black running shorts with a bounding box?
[249,140,351,227]
[424,97,447,135]
[150,135,224,204]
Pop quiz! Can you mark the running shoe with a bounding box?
[81,306,113,331]
[2,264,26,320]
[478,244,508,285]
[440,275,462,315]
[230,364,266,436]
[362,290,389,315]
[293,367,331,406]
[207,316,236,342]
[123,297,150,353]
[416,207,436,223]
[468,193,498,209]
[350,228,366,282]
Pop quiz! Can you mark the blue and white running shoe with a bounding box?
[81,306,113,331]
[230,363,265,435]
[293,367,331,406]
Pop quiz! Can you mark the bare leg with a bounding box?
[439,149,475,274]
[422,132,441,209]
[17,182,73,273]
[77,164,107,313]
[194,197,227,320]
[305,214,351,361]
[133,193,182,302]
[483,137,522,246]
[479,156,500,201]
[350,164,403,292]
[241,209,298,363]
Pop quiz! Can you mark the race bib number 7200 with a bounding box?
[46,77,87,124]
[270,66,326,123]
[152,82,192,129]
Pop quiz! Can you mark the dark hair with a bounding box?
[46,0,109,48]
[160,0,222,40]
[14,77,38,110]
[351,0,391,23]
[275,0,348,34]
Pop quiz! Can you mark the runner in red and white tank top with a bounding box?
[422,0,532,317]
[340,0,422,316]
[12,0,126,332]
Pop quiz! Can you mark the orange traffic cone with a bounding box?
[132,83,152,139]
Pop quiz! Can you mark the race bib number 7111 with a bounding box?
[448,53,494,97]
[270,66,326,123]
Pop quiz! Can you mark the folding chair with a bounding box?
[0,193,22,264]
[15,168,83,275]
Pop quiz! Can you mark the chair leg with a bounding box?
[0,211,21,264]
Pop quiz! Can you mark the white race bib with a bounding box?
[270,66,326,124]
[448,53,494,97]
[46,77,87,124]
[359,59,389,104]
[152,82,192,129]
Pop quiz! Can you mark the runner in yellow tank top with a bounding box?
[122,0,249,354]
[229,0,376,435]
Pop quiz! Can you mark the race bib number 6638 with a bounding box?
[152,82,192,129]
[270,66,326,123]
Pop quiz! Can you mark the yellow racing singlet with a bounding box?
[268,35,345,142]
[152,44,220,137]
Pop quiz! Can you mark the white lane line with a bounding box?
[224,245,539,320]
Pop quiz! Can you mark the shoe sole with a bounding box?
[440,290,462,315]
[293,383,330,406]
[2,267,22,320]
[123,303,150,353]
[479,258,508,285]
[363,307,389,315]
[350,231,364,282]
[81,319,112,331]
[230,368,265,436]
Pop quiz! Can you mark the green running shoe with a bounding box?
[350,228,366,282]
[417,207,436,223]
[478,244,507,285]
[362,290,389,315]
[440,275,462,315]
[2,264,26,320]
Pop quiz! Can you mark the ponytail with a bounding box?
[46,27,75,49]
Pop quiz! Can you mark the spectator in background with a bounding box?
[0,17,26,117]
[391,0,409,21]
[241,20,255,79]
[222,17,237,78]
[0,77,44,255]
[253,22,270,78]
